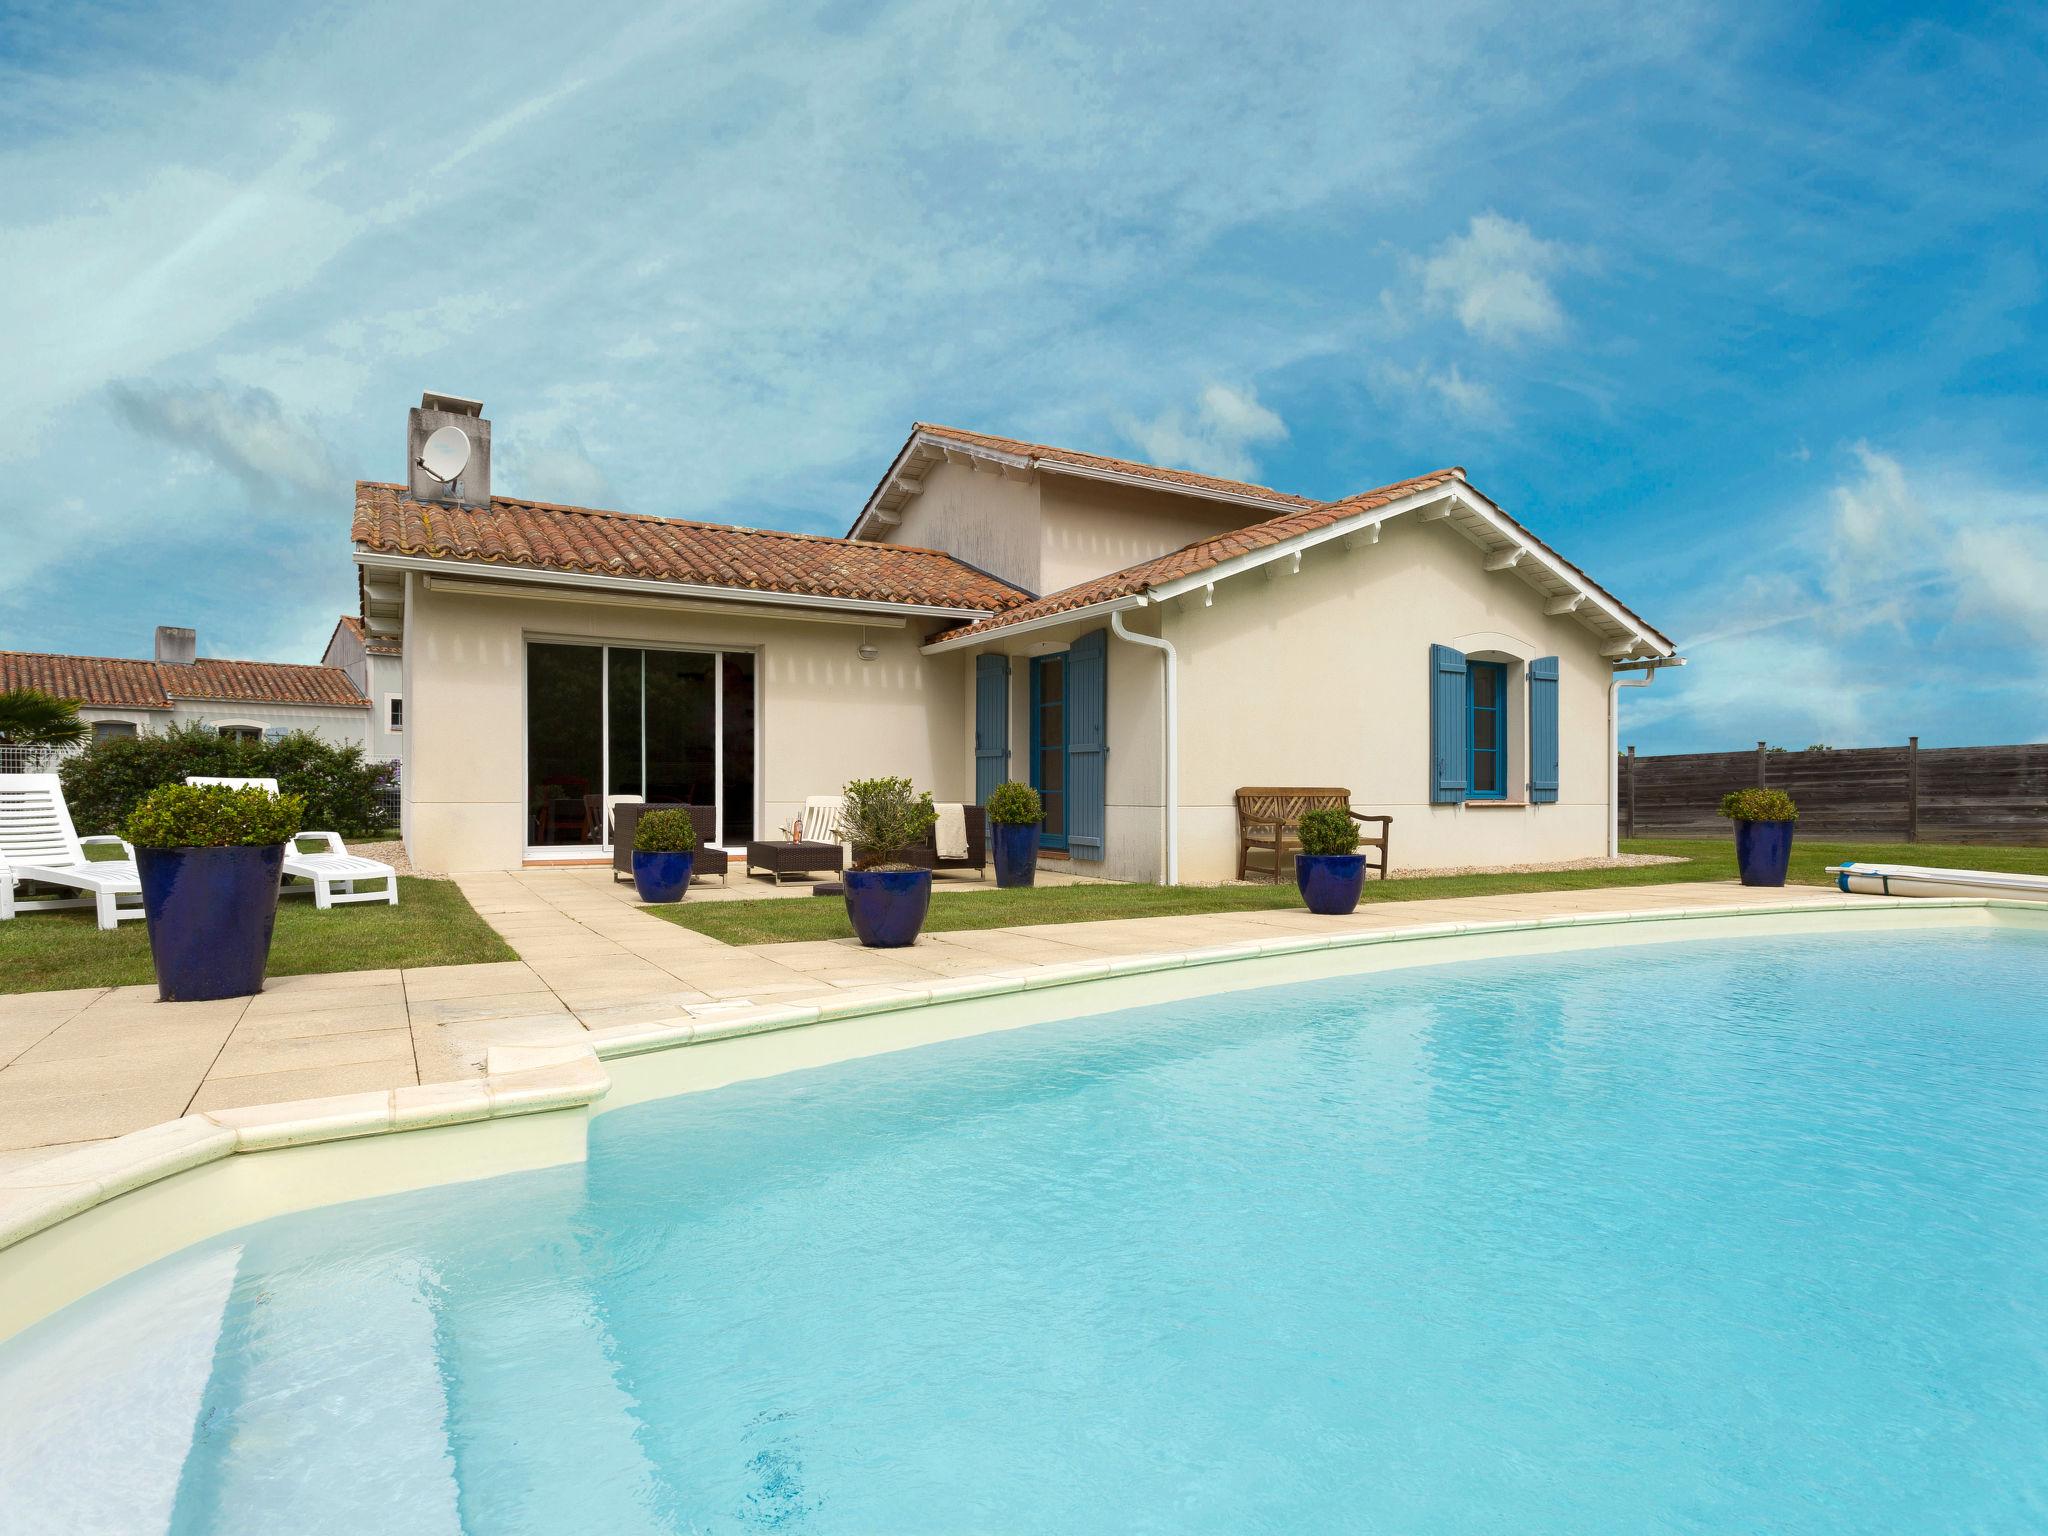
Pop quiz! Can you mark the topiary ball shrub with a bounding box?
[125,783,305,848]
[1296,807,1361,856]
[840,776,937,869]
[984,780,1043,826]
[634,808,699,853]
[1718,788,1798,823]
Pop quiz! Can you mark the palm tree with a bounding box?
[0,688,90,747]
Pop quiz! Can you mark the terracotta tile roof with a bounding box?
[1,652,367,710]
[335,613,401,656]
[352,483,1032,614]
[914,423,1313,508]
[934,469,1465,643]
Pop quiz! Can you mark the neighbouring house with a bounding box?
[359,393,1678,877]
[0,627,371,754]
[322,614,404,762]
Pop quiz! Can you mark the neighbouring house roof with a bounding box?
[851,422,1313,538]
[929,467,1677,657]
[0,651,368,712]
[333,613,401,656]
[353,482,1034,615]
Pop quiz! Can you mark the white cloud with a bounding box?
[1124,384,1287,481]
[1408,212,1581,346]
[1367,359,1503,427]
[105,380,338,502]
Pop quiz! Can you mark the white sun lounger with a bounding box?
[0,774,144,930]
[186,777,399,909]
[1827,861,2048,901]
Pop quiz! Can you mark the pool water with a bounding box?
[5,929,2048,1533]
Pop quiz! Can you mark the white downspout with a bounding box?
[1608,666,1657,857]
[1111,604,1178,884]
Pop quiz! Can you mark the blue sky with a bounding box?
[1,0,2042,752]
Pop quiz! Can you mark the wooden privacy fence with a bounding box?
[1620,739,2048,845]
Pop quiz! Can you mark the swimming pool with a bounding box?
[5,926,2046,1532]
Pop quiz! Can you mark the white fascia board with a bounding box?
[1034,458,1306,514]
[919,593,1149,655]
[353,550,992,622]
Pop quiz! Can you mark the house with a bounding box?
[322,615,403,762]
[1,628,370,751]
[359,394,1678,877]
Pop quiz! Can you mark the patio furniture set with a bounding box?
[609,795,990,889]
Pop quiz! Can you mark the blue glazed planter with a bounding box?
[632,849,695,903]
[991,821,1039,888]
[1733,820,1795,887]
[137,844,285,1002]
[1295,852,1368,916]
[844,867,933,947]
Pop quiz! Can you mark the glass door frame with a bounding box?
[522,635,761,860]
[1029,651,1070,851]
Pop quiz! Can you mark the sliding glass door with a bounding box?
[527,641,756,850]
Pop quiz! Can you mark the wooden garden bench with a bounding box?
[1234,787,1392,883]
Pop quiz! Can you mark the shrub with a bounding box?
[59,724,391,837]
[0,687,88,747]
[634,808,699,853]
[839,776,937,869]
[984,780,1043,826]
[1718,787,1798,822]
[1296,807,1361,856]
[126,784,306,848]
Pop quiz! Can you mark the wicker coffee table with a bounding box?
[745,840,845,884]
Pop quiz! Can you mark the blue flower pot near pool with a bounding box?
[632,849,695,903]
[1296,852,1368,916]
[844,867,933,947]
[1733,820,1795,887]
[137,844,286,1003]
[991,822,1039,888]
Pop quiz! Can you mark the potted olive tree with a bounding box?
[985,780,1043,888]
[839,776,938,947]
[1294,807,1367,915]
[1720,788,1798,887]
[127,783,304,1002]
[632,808,698,902]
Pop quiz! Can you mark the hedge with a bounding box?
[59,724,395,838]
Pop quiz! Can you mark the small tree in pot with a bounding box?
[985,780,1043,888]
[126,783,304,1001]
[1294,807,1368,915]
[839,776,938,947]
[632,808,698,903]
[1719,788,1798,887]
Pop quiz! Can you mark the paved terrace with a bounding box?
[0,871,1852,1168]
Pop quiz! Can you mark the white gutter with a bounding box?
[354,549,994,623]
[920,593,1148,655]
[1608,658,1685,856]
[1110,602,1179,885]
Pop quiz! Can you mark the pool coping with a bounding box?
[3,894,2043,1341]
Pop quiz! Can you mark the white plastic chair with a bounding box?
[800,795,853,858]
[186,776,399,909]
[0,774,143,930]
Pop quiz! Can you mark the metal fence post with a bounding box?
[1625,745,1637,838]
[1757,741,1768,788]
[1906,736,1919,843]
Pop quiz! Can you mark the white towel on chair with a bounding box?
[934,802,968,861]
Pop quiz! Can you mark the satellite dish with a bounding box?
[417,424,472,484]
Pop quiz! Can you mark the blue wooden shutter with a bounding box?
[1067,629,1108,860]
[1430,643,1469,803]
[974,654,1011,803]
[1527,656,1559,803]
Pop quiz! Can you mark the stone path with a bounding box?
[0,873,1849,1166]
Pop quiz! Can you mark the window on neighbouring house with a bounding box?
[217,725,263,743]
[388,696,404,732]
[92,720,138,741]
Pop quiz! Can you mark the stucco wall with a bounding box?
[1035,474,1253,595]
[887,461,1043,593]
[402,581,966,872]
[76,703,369,750]
[1167,514,1615,876]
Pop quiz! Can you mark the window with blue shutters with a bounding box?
[974,654,1010,804]
[1526,656,1559,803]
[1466,660,1507,799]
[1429,643,1469,803]
[1066,629,1108,860]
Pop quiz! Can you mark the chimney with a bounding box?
[155,626,196,666]
[406,391,491,507]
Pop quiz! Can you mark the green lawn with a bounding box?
[0,876,514,995]
[645,838,2048,946]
